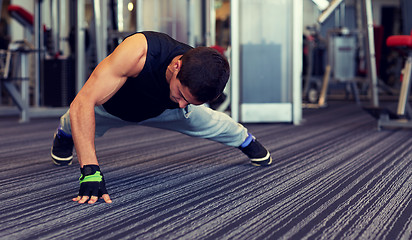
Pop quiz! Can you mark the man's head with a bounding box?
[178,47,230,103]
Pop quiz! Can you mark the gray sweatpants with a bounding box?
[59,104,248,147]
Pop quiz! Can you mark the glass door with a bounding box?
[231,0,302,124]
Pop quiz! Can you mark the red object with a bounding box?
[7,5,47,33]
[386,30,412,48]
[210,45,226,55]
[386,30,412,82]
[8,5,34,28]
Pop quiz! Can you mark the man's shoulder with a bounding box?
[140,31,171,38]
[130,31,172,44]
[141,32,192,49]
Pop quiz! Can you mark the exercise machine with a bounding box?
[0,5,35,122]
[304,0,378,108]
[0,4,67,122]
[364,31,412,130]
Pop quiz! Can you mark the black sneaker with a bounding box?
[240,135,272,166]
[51,129,74,166]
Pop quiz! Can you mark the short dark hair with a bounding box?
[177,47,230,103]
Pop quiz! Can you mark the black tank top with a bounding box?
[102,31,193,122]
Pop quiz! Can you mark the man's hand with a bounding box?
[73,165,112,204]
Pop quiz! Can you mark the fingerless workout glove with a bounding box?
[78,165,108,198]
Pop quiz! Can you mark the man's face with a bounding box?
[169,75,203,108]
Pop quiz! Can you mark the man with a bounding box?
[51,31,272,204]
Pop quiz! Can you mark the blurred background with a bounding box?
[0,0,411,126]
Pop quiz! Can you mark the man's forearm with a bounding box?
[69,100,99,167]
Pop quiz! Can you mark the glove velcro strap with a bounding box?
[79,171,103,184]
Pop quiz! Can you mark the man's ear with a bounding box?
[175,60,182,71]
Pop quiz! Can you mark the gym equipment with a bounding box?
[0,6,36,122]
[364,30,412,130]
[304,0,360,108]
[302,26,327,105]
[304,0,379,109]
[0,4,69,122]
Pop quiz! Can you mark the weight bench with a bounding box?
[364,30,412,130]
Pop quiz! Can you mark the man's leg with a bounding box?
[139,105,272,166]
[51,106,131,165]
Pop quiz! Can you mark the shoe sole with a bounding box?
[250,151,272,167]
[51,150,73,166]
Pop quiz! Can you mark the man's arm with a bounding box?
[70,33,147,204]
